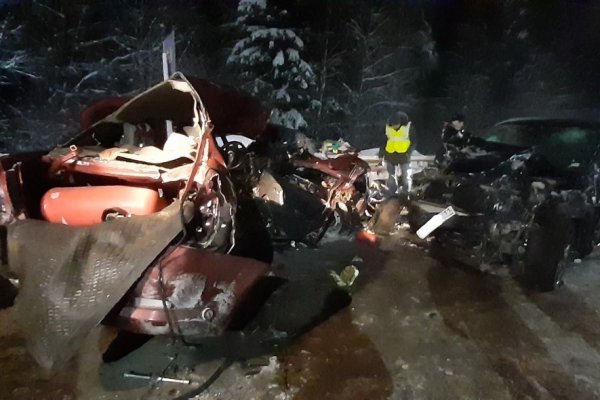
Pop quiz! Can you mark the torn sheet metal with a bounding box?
[0,72,292,371]
[107,246,280,336]
[244,145,369,244]
[77,78,269,140]
[6,200,192,369]
[253,171,284,206]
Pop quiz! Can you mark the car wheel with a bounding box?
[572,204,598,258]
[331,207,347,233]
[523,203,573,292]
[573,216,595,258]
[0,276,17,309]
[407,203,426,234]
[231,197,274,264]
[304,211,334,246]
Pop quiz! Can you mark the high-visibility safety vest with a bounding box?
[385,122,411,154]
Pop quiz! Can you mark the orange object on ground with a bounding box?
[41,186,168,226]
[355,229,379,244]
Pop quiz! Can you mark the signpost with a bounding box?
[162,31,176,134]
[162,30,176,79]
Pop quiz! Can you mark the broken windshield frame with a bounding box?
[476,121,600,170]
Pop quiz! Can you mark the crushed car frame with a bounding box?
[0,73,365,368]
[409,118,600,291]
[0,74,285,368]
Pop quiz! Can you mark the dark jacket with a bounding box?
[441,124,471,147]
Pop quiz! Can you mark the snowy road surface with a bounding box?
[2,231,600,399]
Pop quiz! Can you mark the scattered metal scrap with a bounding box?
[123,371,191,385]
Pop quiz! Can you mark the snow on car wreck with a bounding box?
[0,74,289,369]
[409,118,600,291]
[232,126,370,245]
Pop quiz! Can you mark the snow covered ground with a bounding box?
[2,230,600,399]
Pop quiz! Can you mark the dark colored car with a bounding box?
[409,118,600,291]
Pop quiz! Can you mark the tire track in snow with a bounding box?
[427,261,592,400]
[501,281,600,399]
[527,286,600,354]
[353,245,513,400]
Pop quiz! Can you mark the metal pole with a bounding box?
[123,372,191,385]
[162,30,176,134]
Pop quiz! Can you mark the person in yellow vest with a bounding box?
[381,111,416,194]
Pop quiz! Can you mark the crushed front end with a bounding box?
[0,74,283,368]
[409,120,600,291]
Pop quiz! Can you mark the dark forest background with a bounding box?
[1,0,599,153]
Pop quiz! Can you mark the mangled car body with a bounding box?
[0,73,365,368]
[242,127,370,244]
[264,151,369,240]
[0,74,284,368]
[409,118,600,291]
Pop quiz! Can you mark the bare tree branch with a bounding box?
[73,71,99,91]
[362,69,406,83]
[35,3,66,20]
[358,101,411,116]
[77,36,133,51]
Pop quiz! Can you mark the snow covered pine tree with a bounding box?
[227,0,316,130]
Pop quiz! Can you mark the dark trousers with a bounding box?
[385,160,410,194]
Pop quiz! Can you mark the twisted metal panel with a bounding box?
[7,201,187,369]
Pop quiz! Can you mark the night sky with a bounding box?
[1,0,600,152]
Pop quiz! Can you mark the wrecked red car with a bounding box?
[0,73,365,369]
[0,74,284,368]
[245,128,370,245]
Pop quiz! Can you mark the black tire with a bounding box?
[231,197,274,264]
[0,276,17,309]
[304,210,334,247]
[523,203,573,292]
[573,220,594,258]
[407,203,428,234]
[572,205,597,258]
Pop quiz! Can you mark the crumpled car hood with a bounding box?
[78,76,270,141]
[444,140,528,174]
